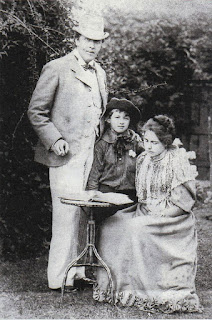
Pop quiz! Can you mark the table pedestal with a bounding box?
[60,199,114,303]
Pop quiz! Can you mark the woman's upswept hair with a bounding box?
[142,115,176,148]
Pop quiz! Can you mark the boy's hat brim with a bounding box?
[105,98,141,124]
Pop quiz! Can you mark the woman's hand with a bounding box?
[161,206,184,218]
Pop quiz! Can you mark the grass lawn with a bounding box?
[0,203,211,319]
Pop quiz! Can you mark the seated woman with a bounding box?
[93,115,200,313]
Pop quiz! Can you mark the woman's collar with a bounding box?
[149,149,168,162]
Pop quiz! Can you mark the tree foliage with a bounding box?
[0,0,74,259]
[101,10,211,133]
[0,0,211,259]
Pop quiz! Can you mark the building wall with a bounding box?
[182,84,211,180]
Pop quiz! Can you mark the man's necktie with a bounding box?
[82,64,96,72]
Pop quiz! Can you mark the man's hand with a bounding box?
[51,139,69,156]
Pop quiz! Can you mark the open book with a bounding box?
[60,190,134,206]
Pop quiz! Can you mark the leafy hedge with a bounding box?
[0,0,211,260]
[0,0,74,259]
[102,10,211,133]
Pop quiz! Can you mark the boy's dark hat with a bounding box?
[105,98,141,123]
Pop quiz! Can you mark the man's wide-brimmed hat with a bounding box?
[105,98,141,124]
[73,13,109,41]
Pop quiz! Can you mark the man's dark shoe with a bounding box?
[82,277,96,284]
[64,285,78,293]
[51,286,77,293]
[74,277,96,290]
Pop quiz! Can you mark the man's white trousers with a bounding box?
[48,135,95,289]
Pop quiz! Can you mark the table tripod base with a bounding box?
[60,244,114,304]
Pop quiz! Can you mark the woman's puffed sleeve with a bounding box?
[170,148,197,212]
[170,181,196,213]
[171,148,197,189]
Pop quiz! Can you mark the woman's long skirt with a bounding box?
[93,203,200,313]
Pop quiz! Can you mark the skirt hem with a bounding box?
[93,286,201,314]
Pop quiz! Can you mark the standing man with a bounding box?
[28,13,109,290]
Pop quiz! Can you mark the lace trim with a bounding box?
[93,285,201,314]
[136,148,196,203]
[136,151,173,201]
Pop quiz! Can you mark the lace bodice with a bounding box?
[136,147,196,206]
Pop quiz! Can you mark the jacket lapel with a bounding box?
[68,52,107,113]
[95,63,107,113]
[69,54,93,88]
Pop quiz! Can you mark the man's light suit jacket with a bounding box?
[28,51,108,167]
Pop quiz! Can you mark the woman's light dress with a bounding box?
[93,147,200,313]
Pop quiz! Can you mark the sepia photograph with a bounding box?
[0,0,211,318]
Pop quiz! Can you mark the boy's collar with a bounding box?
[102,128,131,143]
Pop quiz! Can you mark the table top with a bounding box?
[60,198,115,208]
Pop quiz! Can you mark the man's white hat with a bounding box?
[73,13,109,41]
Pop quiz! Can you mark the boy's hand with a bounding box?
[51,139,69,156]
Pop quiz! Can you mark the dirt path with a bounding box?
[0,204,211,319]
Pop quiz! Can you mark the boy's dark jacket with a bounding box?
[87,128,143,191]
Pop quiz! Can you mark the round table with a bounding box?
[59,198,115,303]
